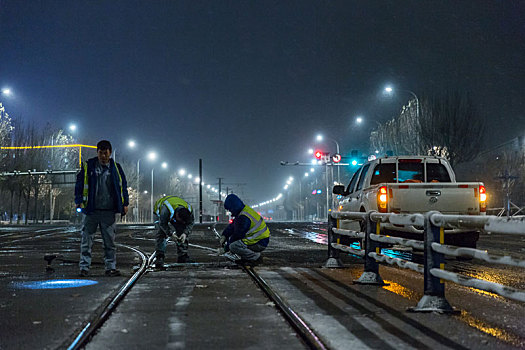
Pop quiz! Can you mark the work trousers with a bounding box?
[79,210,117,271]
[155,221,189,259]
[229,240,266,261]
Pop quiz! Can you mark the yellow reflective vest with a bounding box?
[82,160,124,209]
[240,205,270,245]
[154,196,192,220]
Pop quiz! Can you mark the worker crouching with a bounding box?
[153,196,194,267]
[220,194,270,266]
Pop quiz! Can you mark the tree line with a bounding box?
[0,103,224,223]
[0,104,78,223]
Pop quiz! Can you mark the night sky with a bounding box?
[1,1,524,203]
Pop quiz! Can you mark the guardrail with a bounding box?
[325,210,525,313]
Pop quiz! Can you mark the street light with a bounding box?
[69,124,77,132]
[146,152,158,222]
[1,88,12,96]
[354,116,381,128]
[384,85,420,120]
[150,159,167,222]
[131,144,153,222]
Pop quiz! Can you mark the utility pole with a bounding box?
[218,177,223,202]
[199,159,203,223]
[496,170,519,217]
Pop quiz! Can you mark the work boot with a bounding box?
[246,256,263,267]
[155,257,165,269]
[252,255,264,266]
[235,259,247,266]
[79,269,89,277]
[177,254,190,263]
[105,269,121,277]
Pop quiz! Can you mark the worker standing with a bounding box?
[74,140,129,277]
[153,195,194,267]
[219,194,270,266]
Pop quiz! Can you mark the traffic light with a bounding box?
[314,150,323,159]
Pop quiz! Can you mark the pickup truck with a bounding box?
[332,155,487,248]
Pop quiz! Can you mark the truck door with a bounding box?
[341,166,361,212]
[351,164,370,212]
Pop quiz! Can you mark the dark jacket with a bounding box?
[222,194,269,247]
[75,157,129,215]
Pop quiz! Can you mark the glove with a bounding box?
[219,235,226,246]
[177,233,187,243]
[217,247,225,255]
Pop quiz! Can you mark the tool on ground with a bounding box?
[212,225,241,262]
[44,253,61,273]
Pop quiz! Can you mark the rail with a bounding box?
[326,210,525,312]
[66,242,150,349]
[243,266,328,350]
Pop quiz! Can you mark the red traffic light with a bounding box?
[314,150,323,159]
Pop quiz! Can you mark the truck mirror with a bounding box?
[332,185,346,195]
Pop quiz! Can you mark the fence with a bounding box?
[326,210,525,313]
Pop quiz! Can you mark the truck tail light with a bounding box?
[479,185,487,212]
[377,186,388,213]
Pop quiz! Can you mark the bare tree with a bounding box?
[370,99,422,156]
[370,92,485,167]
[420,92,485,167]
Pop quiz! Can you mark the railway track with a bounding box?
[66,240,152,350]
[63,228,328,350]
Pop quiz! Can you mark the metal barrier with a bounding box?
[326,210,525,313]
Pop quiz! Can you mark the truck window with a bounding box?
[346,167,361,194]
[370,163,396,184]
[398,163,424,183]
[427,163,451,182]
[356,164,370,190]
[369,161,451,184]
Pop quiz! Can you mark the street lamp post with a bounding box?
[150,167,154,222]
[384,85,421,150]
[146,152,158,222]
[150,161,168,222]
[384,86,420,120]
[316,134,341,184]
[127,141,142,222]
[136,158,141,222]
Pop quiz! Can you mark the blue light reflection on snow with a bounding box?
[12,279,98,290]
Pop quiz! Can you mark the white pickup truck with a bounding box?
[332,156,487,248]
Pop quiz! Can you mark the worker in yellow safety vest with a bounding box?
[74,140,129,277]
[153,195,194,267]
[219,194,270,266]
